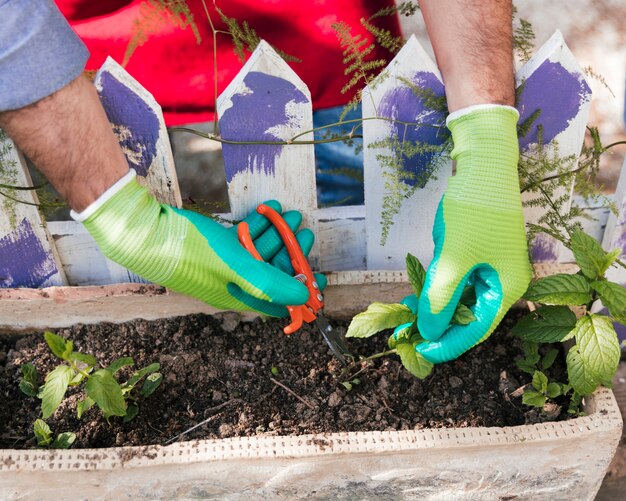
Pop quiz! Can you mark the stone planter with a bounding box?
[0,267,622,500]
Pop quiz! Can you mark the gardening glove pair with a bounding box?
[71,170,325,317]
[397,105,532,364]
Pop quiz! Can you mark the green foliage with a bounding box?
[514,232,625,413]
[346,254,477,380]
[216,6,300,64]
[33,419,76,449]
[20,331,163,447]
[124,0,201,66]
[512,6,535,63]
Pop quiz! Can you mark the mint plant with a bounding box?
[513,229,625,413]
[345,252,476,379]
[32,419,76,449]
[19,331,163,447]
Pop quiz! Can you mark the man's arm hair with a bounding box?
[419,0,515,112]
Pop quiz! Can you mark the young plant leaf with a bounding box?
[85,369,127,417]
[51,432,76,449]
[546,382,562,399]
[451,304,476,325]
[107,357,134,374]
[70,352,98,368]
[346,302,416,338]
[396,343,433,379]
[19,363,39,397]
[522,389,547,408]
[590,280,626,324]
[532,370,548,394]
[574,314,620,389]
[511,306,576,342]
[570,230,610,279]
[406,253,426,297]
[77,397,95,419]
[541,348,560,370]
[516,358,537,375]
[523,274,592,305]
[41,365,74,419]
[125,362,161,389]
[33,419,53,447]
[140,372,163,397]
[566,345,599,396]
[44,332,73,361]
[123,404,139,423]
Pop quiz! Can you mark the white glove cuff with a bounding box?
[70,169,136,222]
[446,104,519,127]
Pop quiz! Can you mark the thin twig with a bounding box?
[163,398,242,445]
[270,377,314,410]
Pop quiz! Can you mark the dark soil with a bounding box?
[0,310,570,449]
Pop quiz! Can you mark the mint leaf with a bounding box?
[44,332,73,361]
[123,404,139,423]
[546,382,562,399]
[347,302,416,338]
[406,253,426,297]
[566,345,599,396]
[19,363,39,397]
[574,314,620,388]
[524,274,592,305]
[590,280,626,323]
[41,365,74,419]
[85,369,126,417]
[541,348,560,370]
[532,371,548,393]
[52,432,76,449]
[77,397,95,419]
[522,389,546,408]
[107,357,134,374]
[452,304,476,325]
[70,352,98,368]
[604,248,622,271]
[125,362,161,389]
[511,306,576,342]
[140,373,163,396]
[570,230,609,279]
[33,419,53,447]
[516,358,537,375]
[396,343,433,379]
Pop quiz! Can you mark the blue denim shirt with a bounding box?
[0,0,89,111]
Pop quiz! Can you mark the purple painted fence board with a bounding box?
[95,57,181,208]
[363,35,452,270]
[516,30,592,263]
[0,130,66,287]
[217,40,318,265]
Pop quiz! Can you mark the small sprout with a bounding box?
[271,366,280,376]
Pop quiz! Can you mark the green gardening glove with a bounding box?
[414,105,532,364]
[71,170,324,317]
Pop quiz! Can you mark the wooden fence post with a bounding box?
[217,40,318,265]
[362,35,451,270]
[0,130,67,287]
[515,30,592,263]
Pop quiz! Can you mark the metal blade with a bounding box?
[315,314,353,365]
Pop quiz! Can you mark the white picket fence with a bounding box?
[1,31,625,293]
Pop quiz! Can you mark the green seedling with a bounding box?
[345,253,476,379]
[20,331,163,431]
[32,419,75,449]
[513,229,626,413]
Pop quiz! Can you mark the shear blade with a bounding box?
[315,315,352,365]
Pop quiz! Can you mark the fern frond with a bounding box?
[124,0,201,66]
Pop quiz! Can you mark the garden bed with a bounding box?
[0,268,622,500]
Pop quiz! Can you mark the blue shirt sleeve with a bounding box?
[0,0,89,111]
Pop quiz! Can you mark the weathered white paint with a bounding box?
[0,131,66,287]
[602,155,626,286]
[516,30,592,263]
[94,57,182,208]
[317,205,366,271]
[362,35,451,270]
[217,40,318,265]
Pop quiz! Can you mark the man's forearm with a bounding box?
[0,75,129,212]
[419,0,515,112]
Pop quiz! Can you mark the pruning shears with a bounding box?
[238,203,352,365]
